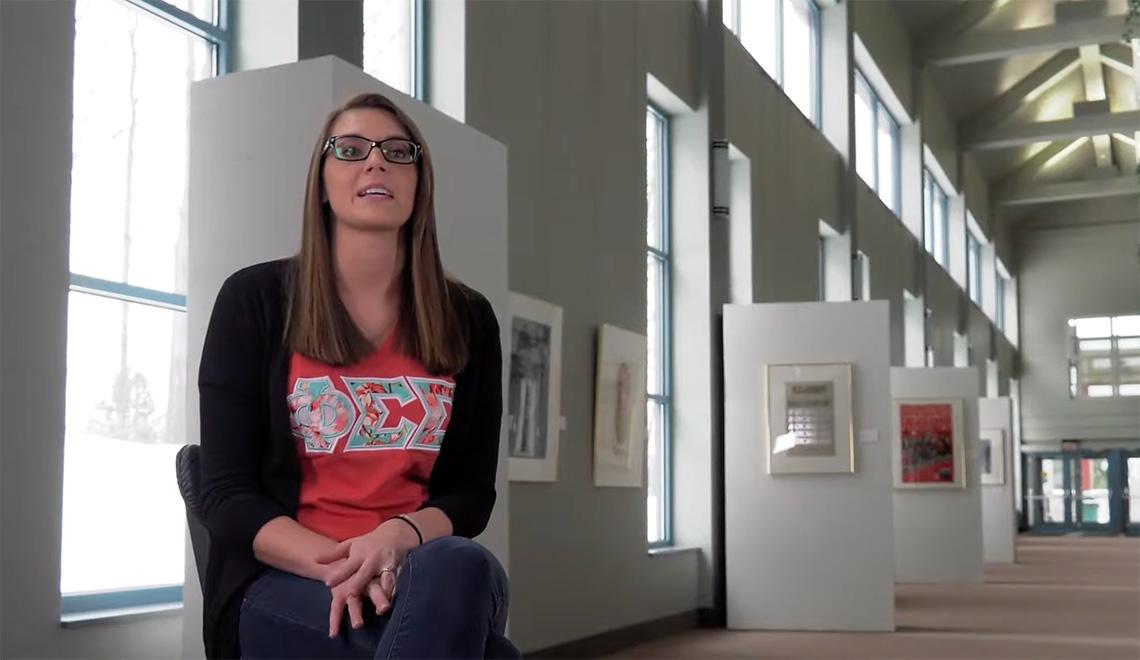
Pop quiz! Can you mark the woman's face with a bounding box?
[322,108,419,233]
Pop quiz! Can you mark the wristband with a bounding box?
[392,514,424,546]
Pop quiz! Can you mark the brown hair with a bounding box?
[284,92,469,374]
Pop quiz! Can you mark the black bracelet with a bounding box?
[393,514,423,546]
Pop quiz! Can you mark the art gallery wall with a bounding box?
[891,367,984,584]
[464,2,704,652]
[978,397,1016,564]
[466,0,1021,652]
[724,301,895,632]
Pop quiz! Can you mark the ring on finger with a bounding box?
[379,565,398,577]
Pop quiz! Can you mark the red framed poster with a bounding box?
[893,398,966,489]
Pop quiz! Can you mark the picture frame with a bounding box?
[763,362,855,475]
[592,324,648,488]
[892,398,966,489]
[978,428,1006,486]
[506,293,563,482]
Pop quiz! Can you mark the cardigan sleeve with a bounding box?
[419,291,503,538]
[197,272,290,550]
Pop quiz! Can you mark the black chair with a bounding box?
[176,444,211,592]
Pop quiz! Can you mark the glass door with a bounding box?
[1025,450,1130,534]
[1025,453,1071,531]
[1072,453,1112,532]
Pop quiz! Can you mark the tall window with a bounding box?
[363,0,422,99]
[724,0,820,125]
[995,260,1010,333]
[817,234,826,301]
[923,168,949,267]
[854,70,900,214]
[646,107,672,546]
[967,229,982,306]
[1068,315,1140,398]
[63,0,229,616]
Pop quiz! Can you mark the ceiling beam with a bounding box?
[1076,48,1113,167]
[922,15,1128,66]
[920,0,1004,45]
[996,175,1140,205]
[961,50,1081,139]
[964,110,1140,150]
[1100,43,1134,75]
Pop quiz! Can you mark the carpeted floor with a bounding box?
[609,536,1140,659]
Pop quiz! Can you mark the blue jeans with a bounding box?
[239,537,520,659]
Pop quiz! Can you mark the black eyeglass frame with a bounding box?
[323,134,423,164]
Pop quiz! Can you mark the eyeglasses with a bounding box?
[323,135,421,165]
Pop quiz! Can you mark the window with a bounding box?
[63,0,229,616]
[818,235,826,301]
[923,169,949,267]
[724,0,820,125]
[1068,315,1140,398]
[995,260,1010,332]
[854,70,899,214]
[646,106,672,546]
[967,229,982,306]
[363,0,423,99]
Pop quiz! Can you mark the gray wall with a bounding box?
[1018,221,1140,448]
[463,1,705,653]
[1,2,184,656]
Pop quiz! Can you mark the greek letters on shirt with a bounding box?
[287,376,455,454]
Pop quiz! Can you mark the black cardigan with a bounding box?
[196,258,503,659]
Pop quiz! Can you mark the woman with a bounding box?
[197,92,517,659]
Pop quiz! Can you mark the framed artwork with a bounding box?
[763,363,854,474]
[979,428,1005,486]
[893,398,966,489]
[506,293,563,482]
[592,324,647,488]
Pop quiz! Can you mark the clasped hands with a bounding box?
[316,518,420,638]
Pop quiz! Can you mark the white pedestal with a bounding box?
[891,368,984,583]
[979,397,1017,564]
[724,301,895,632]
[183,57,509,657]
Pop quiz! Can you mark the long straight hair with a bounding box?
[285,92,469,375]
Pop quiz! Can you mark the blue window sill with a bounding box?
[648,545,700,557]
[61,602,182,627]
[60,585,183,626]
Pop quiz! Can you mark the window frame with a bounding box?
[995,269,1007,332]
[1068,315,1140,399]
[966,230,982,306]
[646,105,673,549]
[923,168,950,267]
[362,0,425,100]
[726,0,821,127]
[855,68,900,215]
[62,0,233,618]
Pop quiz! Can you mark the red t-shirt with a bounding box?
[287,331,456,541]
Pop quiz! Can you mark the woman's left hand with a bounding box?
[316,518,420,629]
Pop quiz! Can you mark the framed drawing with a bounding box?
[893,398,966,489]
[979,428,1005,486]
[763,363,854,475]
[592,324,647,488]
[506,293,563,482]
